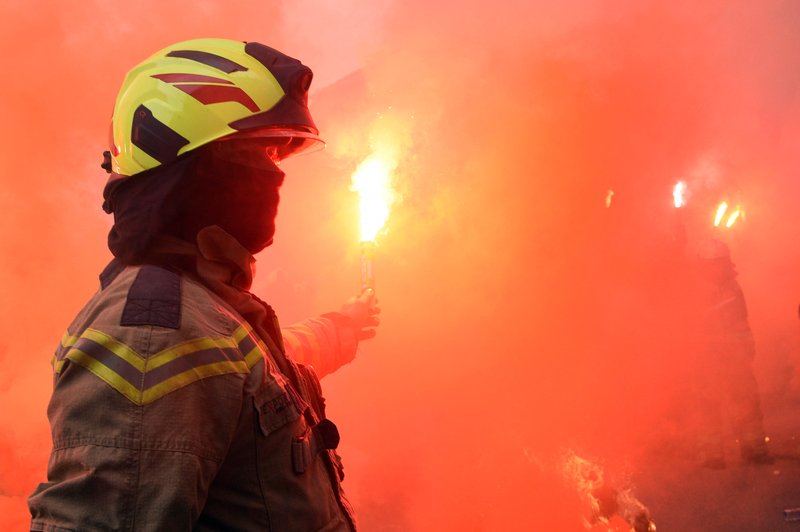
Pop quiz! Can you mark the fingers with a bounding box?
[340,289,381,343]
[350,289,380,315]
[357,328,377,341]
[356,315,379,342]
[360,288,375,301]
[358,288,378,308]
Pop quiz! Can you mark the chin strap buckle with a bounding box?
[101,151,112,173]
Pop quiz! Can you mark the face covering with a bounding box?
[165,139,286,254]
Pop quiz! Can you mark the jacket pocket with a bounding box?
[254,387,301,437]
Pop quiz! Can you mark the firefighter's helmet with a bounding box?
[105,38,323,177]
[694,237,731,261]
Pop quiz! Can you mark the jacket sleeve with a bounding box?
[28,336,244,532]
[282,312,359,378]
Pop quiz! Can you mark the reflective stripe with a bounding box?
[141,361,248,405]
[232,324,252,343]
[81,329,146,372]
[236,332,260,367]
[243,345,263,369]
[56,326,262,405]
[66,349,143,404]
[52,332,75,371]
[237,334,257,358]
[234,324,268,369]
[60,331,80,349]
[73,337,144,389]
[143,347,244,389]
[148,336,239,370]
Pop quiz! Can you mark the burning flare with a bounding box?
[673,181,687,208]
[351,152,398,243]
[725,205,742,228]
[714,201,728,227]
[351,149,399,293]
[712,201,743,228]
[605,189,614,208]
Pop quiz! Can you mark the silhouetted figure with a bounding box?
[687,237,769,468]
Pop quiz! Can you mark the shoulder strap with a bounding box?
[121,265,182,329]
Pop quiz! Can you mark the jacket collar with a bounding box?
[149,226,256,292]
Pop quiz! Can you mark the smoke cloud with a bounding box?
[2,0,799,529]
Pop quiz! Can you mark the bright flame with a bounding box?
[351,152,398,242]
[673,181,687,208]
[725,206,742,228]
[713,201,728,227]
[605,189,614,208]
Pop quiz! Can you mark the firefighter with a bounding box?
[687,237,769,468]
[28,39,377,530]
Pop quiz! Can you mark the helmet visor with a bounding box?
[220,128,324,161]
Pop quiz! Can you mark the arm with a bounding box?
[282,289,379,378]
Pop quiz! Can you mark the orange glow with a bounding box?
[4,1,800,530]
[351,151,398,242]
[673,181,687,208]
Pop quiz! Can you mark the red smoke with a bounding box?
[2,0,800,529]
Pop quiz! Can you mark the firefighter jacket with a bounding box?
[696,271,756,358]
[29,228,358,531]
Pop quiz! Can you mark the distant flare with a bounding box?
[725,205,743,228]
[605,189,614,208]
[673,181,687,208]
[714,201,728,227]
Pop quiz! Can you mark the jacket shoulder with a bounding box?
[54,265,257,406]
[120,265,182,329]
[69,265,240,338]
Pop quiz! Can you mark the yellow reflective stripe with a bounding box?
[235,323,270,352]
[61,331,80,348]
[234,324,265,368]
[244,347,262,369]
[234,324,264,368]
[141,360,249,405]
[82,328,146,372]
[148,336,239,370]
[56,322,270,404]
[66,349,143,405]
[232,324,251,343]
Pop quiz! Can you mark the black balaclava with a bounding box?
[103,139,285,264]
[164,140,285,254]
[104,155,195,264]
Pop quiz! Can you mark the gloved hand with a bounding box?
[339,288,381,341]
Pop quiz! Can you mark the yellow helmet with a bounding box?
[106,38,322,177]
